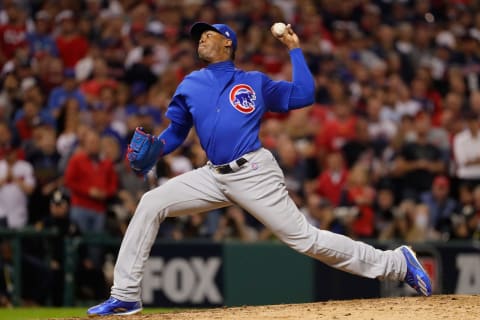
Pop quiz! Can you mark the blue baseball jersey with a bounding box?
[164,48,313,165]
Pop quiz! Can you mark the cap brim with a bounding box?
[190,22,220,42]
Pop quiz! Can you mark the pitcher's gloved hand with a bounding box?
[126,127,164,176]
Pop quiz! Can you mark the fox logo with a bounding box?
[229,84,256,114]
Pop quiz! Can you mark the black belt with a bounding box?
[213,157,248,174]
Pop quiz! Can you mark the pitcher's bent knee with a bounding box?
[136,189,169,220]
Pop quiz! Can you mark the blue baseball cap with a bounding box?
[190,22,237,51]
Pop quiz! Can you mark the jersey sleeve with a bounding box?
[262,74,293,113]
[165,83,193,129]
[263,48,315,113]
[288,48,315,108]
[162,83,194,155]
[158,121,191,155]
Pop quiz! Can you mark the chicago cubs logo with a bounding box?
[229,84,256,114]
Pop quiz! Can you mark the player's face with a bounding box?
[198,30,230,63]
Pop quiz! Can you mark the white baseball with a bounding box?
[272,22,286,36]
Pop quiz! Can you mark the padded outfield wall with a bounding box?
[1,229,479,307]
[138,241,480,307]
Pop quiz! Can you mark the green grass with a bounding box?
[0,307,173,319]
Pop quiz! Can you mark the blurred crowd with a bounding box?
[1,0,480,306]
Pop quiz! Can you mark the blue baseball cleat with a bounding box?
[87,297,142,316]
[398,245,432,296]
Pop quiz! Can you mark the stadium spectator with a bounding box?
[37,57,65,95]
[54,10,89,69]
[110,83,131,137]
[373,179,398,239]
[389,76,421,120]
[453,110,480,187]
[124,46,158,89]
[64,129,118,231]
[20,78,45,112]
[125,21,169,77]
[341,117,376,169]
[274,133,307,207]
[316,151,348,206]
[450,32,480,95]
[27,10,58,61]
[26,123,62,225]
[379,199,427,242]
[21,189,74,307]
[58,107,92,176]
[420,175,458,240]
[0,121,20,159]
[64,129,118,267]
[315,100,357,159]
[14,100,45,143]
[79,57,118,104]
[304,194,347,235]
[0,145,35,229]
[89,102,125,154]
[365,95,397,153]
[75,43,102,83]
[39,189,77,306]
[449,183,475,240]
[0,2,27,67]
[0,73,21,122]
[392,111,445,200]
[56,97,82,151]
[46,68,87,118]
[339,164,376,238]
[99,16,129,81]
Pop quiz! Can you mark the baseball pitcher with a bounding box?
[88,22,431,316]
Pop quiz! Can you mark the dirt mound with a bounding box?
[67,294,480,320]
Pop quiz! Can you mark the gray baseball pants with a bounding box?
[111,148,407,301]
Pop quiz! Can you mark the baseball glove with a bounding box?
[127,127,164,175]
